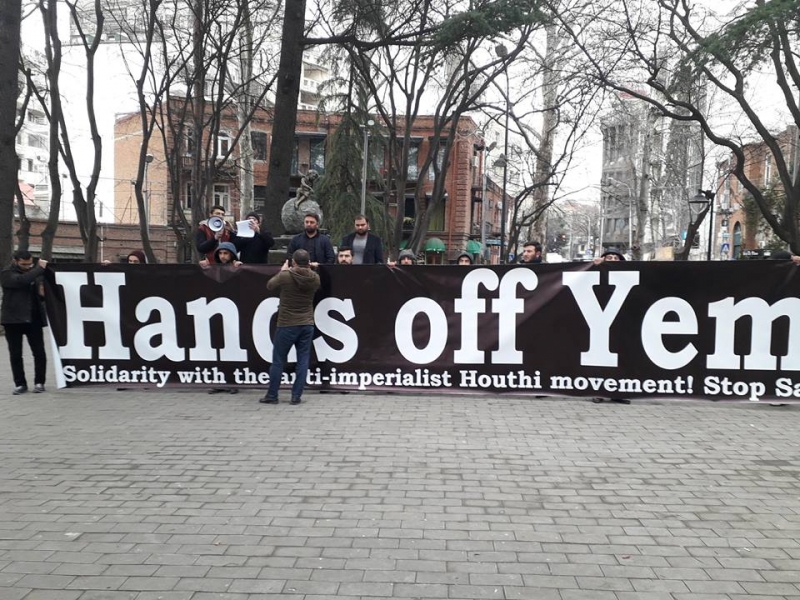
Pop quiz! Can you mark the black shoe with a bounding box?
[208,388,225,394]
[13,385,28,395]
[259,396,279,404]
[33,384,45,393]
[290,397,302,405]
[610,398,631,404]
[592,398,604,403]
[228,389,238,395]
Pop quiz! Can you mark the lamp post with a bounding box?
[479,141,496,264]
[495,43,510,264]
[691,189,716,260]
[360,119,375,215]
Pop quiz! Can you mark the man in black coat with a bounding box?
[340,215,384,264]
[285,213,335,267]
[1,251,48,394]
[233,211,275,263]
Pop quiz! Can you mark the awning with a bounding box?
[466,240,482,254]
[425,237,446,252]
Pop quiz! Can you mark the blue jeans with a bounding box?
[267,325,314,400]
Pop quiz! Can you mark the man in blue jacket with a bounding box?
[285,213,335,267]
[1,251,48,394]
[340,215,384,264]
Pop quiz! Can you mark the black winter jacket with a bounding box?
[1,263,47,326]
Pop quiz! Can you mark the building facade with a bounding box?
[114,106,504,263]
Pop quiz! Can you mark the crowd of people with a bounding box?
[7,205,798,401]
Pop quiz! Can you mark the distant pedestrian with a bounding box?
[456,252,473,265]
[1,251,48,395]
[261,249,321,405]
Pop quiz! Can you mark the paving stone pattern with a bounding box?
[1,352,800,598]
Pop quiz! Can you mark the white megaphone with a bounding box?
[208,216,225,232]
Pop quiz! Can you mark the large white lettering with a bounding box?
[56,271,129,360]
[395,298,448,364]
[133,297,184,361]
[562,271,639,367]
[186,298,247,362]
[641,297,698,369]
[314,298,358,362]
[707,297,800,370]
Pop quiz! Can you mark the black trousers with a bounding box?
[4,323,47,387]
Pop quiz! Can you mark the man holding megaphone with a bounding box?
[195,205,234,263]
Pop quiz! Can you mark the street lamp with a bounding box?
[360,119,375,215]
[690,189,716,260]
[495,43,510,264]
[479,141,497,264]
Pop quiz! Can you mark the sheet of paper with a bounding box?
[235,220,255,238]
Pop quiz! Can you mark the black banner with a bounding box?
[43,261,800,402]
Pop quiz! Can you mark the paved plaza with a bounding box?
[1,348,800,599]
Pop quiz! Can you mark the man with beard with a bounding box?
[340,215,384,264]
[285,213,335,268]
[519,241,543,264]
[336,247,353,265]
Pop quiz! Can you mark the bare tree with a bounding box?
[0,0,22,265]
[553,0,800,252]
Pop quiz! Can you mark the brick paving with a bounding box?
[1,346,800,599]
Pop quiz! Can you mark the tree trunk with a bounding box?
[237,0,255,217]
[40,0,63,260]
[264,0,307,233]
[0,0,22,265]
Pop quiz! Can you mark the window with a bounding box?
[251,131,267,161]
[185,129,195,156]
[184,182,193,208]
[428,196,446,231]
[213,184,230,210]
[763,154,772,186]
[429,144,446,180]
[310,137,326,173]
[26,158,34,172]
[253,185,266,212]
[28,134,45,149]
[216,133,231,158]
[406,142,420,179]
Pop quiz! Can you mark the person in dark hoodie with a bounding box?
[213,241,242,266]
[1,251,48,394]
[261,249,321,405]
[456,252,473,265]
[233,211,274,264]
[208,242,241,395]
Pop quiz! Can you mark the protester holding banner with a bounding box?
[195,205,233,264]
[1,251,48,395]
[261,249,321,405]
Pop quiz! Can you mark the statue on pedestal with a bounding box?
[281,170,323,234]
